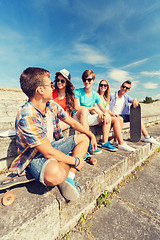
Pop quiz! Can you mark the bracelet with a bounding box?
[74,157,80,167]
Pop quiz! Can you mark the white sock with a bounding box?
[102,142,107,145]
[68,171,75,179]
[145,135,150,139]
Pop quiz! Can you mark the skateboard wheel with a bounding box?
[89,158,97,165]
[2,191,15,206]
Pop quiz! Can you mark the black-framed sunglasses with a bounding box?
[99,84,108,88]
[122,84,130,90]
[56,78,66,84]
[83,78,93,83]
[40,82,54,89]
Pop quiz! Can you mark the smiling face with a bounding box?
[99,80,108,94]
[82,74,94,89]
[120,82,131,95]
[55,74,67,90]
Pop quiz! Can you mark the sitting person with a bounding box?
[97,79,135,151]
[52,68,74,131]
[73,69,117,154]
[110,80,160,145]
[10,67,97,201]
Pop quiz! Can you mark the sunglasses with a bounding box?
[40,82,54,89]
[122,85,130,90]
[99,84,108,88]
[83,78,93,83]
[56,78,66,84]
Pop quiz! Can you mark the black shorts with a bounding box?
[120,114,130,123]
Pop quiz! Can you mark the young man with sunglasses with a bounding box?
[110,80,160,144]
[74,70,117,154]
[11,67,97,202]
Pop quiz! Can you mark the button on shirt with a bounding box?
[10,100,68,175]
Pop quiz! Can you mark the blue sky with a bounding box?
[0,0,160,100]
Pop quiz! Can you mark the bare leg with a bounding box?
[141,120,149,137]
[111,117,124,145]
[75,108,90,130]
[44,160,70,186]
[101,114,111,143]
[70,133,89,174]
[44,133,89,185]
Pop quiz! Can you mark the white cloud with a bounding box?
[72,43,110,66]
[108,69,133,82]
[122,58,149,68]
[143,82,158,89]
[141,71,160,76]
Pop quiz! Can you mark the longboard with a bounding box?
[130,104,141,142]
[0,172,35,206]
[0,154,97,206]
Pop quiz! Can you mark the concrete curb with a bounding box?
[0,123,160,240]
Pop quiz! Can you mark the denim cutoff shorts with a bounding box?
[27,135,77,185]
[120,114,130,123]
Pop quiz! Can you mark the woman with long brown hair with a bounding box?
[97,79,135,151]
[52,68,75,130]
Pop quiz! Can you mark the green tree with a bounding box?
[143,96,154,104]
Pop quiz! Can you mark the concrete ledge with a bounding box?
[0,123,160,240]
[1,115,160,171]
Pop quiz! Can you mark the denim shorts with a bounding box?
[120,114,130,123]
[73,113,99,126]
[27,135,77,185]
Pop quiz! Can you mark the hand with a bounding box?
[132,98,139,108]
[90,133,97,152]
[102,111,110,124]
[111,113,118,117]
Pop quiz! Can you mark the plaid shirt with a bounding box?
[10,100,68,175]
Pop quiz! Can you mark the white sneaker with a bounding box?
[122,133,129,140]
[144,136,160,145]
[118,142,136,152]
[0,129,16,137]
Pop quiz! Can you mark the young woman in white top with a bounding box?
[97,79,135,151]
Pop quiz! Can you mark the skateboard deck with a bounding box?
[130,104,141,142]
[0,172,35,206]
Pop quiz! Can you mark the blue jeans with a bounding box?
[27,135,77,185]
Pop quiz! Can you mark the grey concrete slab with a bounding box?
[0,181,60,240]
[0,123,159,239]
[68,150,160,240]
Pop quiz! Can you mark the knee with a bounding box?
[79,108,89,118]
[77,133,90,146]
[44,161,68,186]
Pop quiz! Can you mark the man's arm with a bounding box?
[63,115,97,151]
[74,98,98,113]
[35,139,83,171]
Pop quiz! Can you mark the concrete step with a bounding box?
[0,123,160,240]
[0,115,160,172]
[0,87,27,101]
